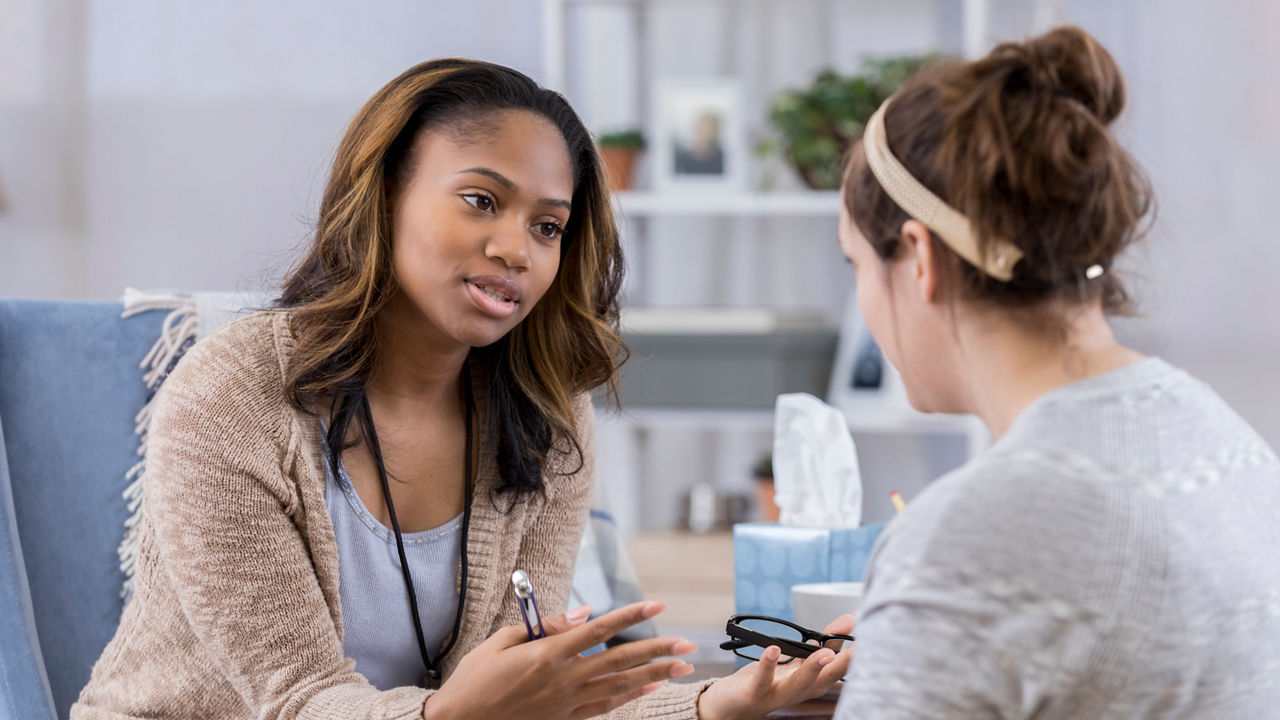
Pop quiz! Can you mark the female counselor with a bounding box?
[72,59,845,720]
[833,26,1280,719]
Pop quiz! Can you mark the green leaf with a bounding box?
[763,53,942,188]
[596,129,647,150]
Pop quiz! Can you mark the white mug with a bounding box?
[790,581,864,631]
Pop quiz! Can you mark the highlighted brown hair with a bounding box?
[277,58,625,494]
[844,26,1153,316]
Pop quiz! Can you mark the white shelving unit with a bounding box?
[543,0,997,532]
[614,190,841,217]
[610,407,989,458]
[542,0,997,92]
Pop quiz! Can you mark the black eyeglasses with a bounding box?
[719,614,855,664]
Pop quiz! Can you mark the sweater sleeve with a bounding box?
[144,330,430,720]
[833,455,1126,720]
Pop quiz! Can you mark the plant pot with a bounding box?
[599,146,640,191]
[753,475,780,523]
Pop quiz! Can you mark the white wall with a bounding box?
[0,0,543,299]
[0,0,86,297]
[1058,0,1280,446]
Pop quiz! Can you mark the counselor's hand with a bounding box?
[424,601,696,720]
[695,613,855,720]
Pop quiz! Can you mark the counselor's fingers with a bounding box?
[777,647,835,695]
[578,657,694,706]
[822,613,855,635]
[822,613,855,651]
[824,637,853,652]
[569,680,665,720]
[815,646,853,686]
[750,645,782,696]
[550,601,667,656]
[576,635,696,677]
[540,605,594,636]
[487,623,539,650]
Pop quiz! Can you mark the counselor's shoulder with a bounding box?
[543,392,597,501]
[147,310,295,452]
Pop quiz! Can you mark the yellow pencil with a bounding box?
[889,490,906,514]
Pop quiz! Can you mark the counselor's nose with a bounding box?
[483,218,531,271]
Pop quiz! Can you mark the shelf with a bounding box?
[621,307,831,334]
[613,190,841,217]
[600,405,984,437]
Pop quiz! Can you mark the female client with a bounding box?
[833,26,1280,719]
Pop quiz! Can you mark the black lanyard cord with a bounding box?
[359,379,473,688]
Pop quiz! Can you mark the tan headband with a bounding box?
[862,98,1023,281]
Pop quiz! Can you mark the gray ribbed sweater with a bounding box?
[836,358,1280,718]
[71,311,707,720]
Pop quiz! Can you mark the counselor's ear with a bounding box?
[899,219,942,304]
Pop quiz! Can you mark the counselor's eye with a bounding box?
[462,193,495,212]
[535,221,565,240]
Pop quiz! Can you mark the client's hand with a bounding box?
[424,601,696,720]
[695,613,855,720]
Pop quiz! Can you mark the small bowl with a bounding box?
[790,581,864,631]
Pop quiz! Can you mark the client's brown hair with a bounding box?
[844,26,1154,317]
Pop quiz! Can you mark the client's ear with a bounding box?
[899,220,941,303]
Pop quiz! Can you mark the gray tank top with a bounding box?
[321,442,462,690]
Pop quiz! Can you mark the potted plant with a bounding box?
[596,129,646,191]
[761,55,937,190]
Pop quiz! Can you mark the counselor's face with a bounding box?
[390,109,573,351]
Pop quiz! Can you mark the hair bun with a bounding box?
[1019,25,1126,125]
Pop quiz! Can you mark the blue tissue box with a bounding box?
[733,522,885,622]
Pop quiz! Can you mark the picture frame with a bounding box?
[826,289,906,414]
[651,77,747,191]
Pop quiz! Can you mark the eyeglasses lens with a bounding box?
[733,617,806,662]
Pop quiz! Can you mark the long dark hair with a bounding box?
[277,58,626,494]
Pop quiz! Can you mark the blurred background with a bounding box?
[2,1,1278,621]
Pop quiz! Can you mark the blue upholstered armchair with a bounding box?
[0,299,167,718]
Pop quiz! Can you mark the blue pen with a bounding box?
[511,569,546,640]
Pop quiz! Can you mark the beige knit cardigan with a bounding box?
[72,311,706,719]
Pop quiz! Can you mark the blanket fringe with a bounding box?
[118,289,199,602]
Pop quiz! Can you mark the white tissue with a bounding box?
[772,393,863,527]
